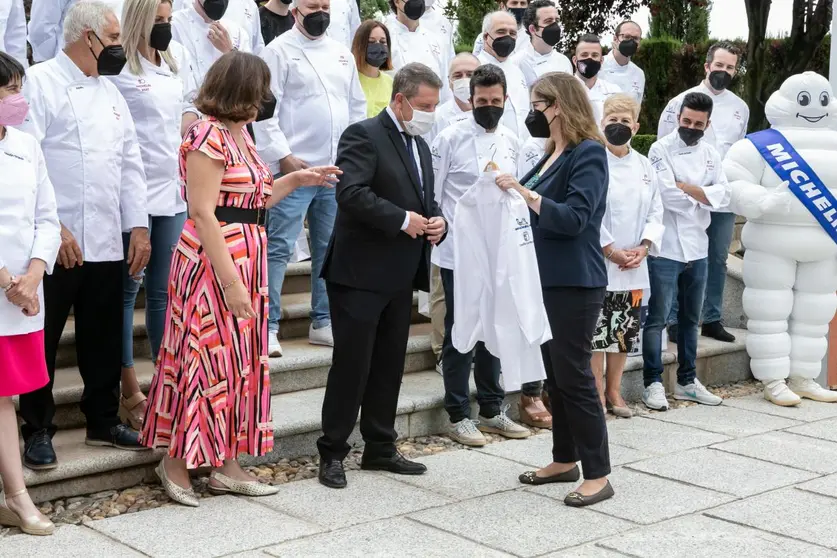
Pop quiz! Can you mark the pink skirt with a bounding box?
[0,330,48,397]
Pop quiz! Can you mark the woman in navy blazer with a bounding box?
[496,72,613,507]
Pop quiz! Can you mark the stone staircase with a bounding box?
[16,256,753,503]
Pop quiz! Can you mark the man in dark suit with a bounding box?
[317,63,447,488]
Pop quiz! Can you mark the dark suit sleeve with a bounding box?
[538,142,608,238]
[334,123,407,237]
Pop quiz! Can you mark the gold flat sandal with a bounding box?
[155,460,200,507]
[0,488,55,536]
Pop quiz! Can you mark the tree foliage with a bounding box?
[554,0,650,52]
[648,0,711,43]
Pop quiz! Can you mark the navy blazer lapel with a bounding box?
[379,111,426,210]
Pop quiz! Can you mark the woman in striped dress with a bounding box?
[139,51,340,507]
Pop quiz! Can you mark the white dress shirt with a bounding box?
[171,7,251,83]
[427,99,471,146]
[0,127,61,336]
[511,42,573,88]
[648,130,731,263]
[577,75,622,126]
[18,51,147,263]
[477,50,530,141]
[108,42,199,217]
[472,27,528,56]
[0,0,27,67]
[600,148,664,291]
[600,52,646,106]
[253,26,366,172]
[387,18,452,103]
[431,117,519,269]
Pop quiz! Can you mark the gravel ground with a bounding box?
[2,379,762,535]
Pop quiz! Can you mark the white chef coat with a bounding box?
[0,127,61,336]
[420,7,455,67]
[173,0,263,50]
[324,0,361,49]
[511,42,573,88]
[647,130,731,263]
[600,51,645,106]
[430,117,520,270]
[387,18,451,103]
[472,26,528,56]
[427,99,471,146]
[253,26,366,172]
[28,0,127,63]
[477,50,530,141]
[517,137,546,178]
[577,75,622,126]
[18,51,147,263]
[108,42,199,217]
[0,0,27,68]
[452,172,550,391]
[600,148,664,291]
[172,7,251,83]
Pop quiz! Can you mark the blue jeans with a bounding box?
[267,181,336,333]
[122,212,187,367]
[668,212,736,325]
[643,256,708,387]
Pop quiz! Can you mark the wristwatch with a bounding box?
[526,189,541,203]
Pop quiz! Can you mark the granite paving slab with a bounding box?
[712,431,837,474]
[0,525,146,558]
[606,416,731,455]
[797,474,837,499]
[478,434,652,469]
[542,545,631,557]
[787,417,837,444]
[724,394,837,422]
[646,404,801,438]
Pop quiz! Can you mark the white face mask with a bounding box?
[402,99,436,136]
[452,78,470,104]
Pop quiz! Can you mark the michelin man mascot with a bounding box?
[724,71,837,406]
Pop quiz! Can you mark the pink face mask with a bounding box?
[0,93,29,126]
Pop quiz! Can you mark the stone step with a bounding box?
[29,324,435,430]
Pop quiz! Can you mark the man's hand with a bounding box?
[621,245,649,269]
[127,227,151,278]
[279,155,309,175]
[426,216,446,245]
[405,211,428,239]
[208,22,233,53]
[608,249,636,269]
[57,224,83,269]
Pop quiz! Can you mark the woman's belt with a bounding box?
[212,206,266,226]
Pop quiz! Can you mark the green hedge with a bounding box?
[632,134,656,157]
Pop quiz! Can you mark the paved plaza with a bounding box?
[5,393,837,557]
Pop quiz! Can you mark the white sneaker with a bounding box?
[268,330,283,358]
[309,324,334,347]
[787,378,837,403]
[642,382,668,411]
[478,405,531,439]
[764,379,802,407]
[674,378,723,406]
[448,418,487,447]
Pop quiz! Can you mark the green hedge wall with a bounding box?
[632,134,656,157]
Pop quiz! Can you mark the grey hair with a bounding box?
[482,10,514,35]
[391,62,443,101]
[63,0,115,45]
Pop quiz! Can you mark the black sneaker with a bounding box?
[85,424,149,451]
[702,321,736,343]
[24,430,58,470]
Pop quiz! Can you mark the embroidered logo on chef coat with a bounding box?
[706,158,715,172]
[112,106,121,120]
[642,173,651,185]
[734,110,742,120]
[650,155,668,173]
[431,44,440,56]
[135,78,151,92]
[515,217,533,246]
[2,150,24,162]
[338,55,349,67]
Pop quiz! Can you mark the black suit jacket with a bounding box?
[519,139,609,289]
[322,110,445,293]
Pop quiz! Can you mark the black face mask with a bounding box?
[256,94,277,122]
[537,22,561,47]
[149,22,172,51]
[402,0,426,20]
[473,105,504,131]
[576,57,601,79]
[89,33,127,76]
[708,70,733,91]
[365,43,389,68]
[617,39,637,57]
[202,0,229,20]
[300,9,330,37]
[508,7,525,25]
[525,107,553,138]
[678,126,704,146]
[490,35,516,58]
[280,0,293,4]
[604,123,632,146]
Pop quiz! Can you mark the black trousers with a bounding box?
[317,282,414,461]
[20,262,123,439]
[542,286,611,480]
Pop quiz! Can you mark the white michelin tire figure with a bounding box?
[724,71,837,407]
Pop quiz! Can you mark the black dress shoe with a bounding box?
[319,459,347,489]
[361,452,427,475]
[702,321,736,342]
[85,424,149,451]
[24,430,58,470]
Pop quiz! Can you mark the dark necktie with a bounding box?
[402,132,421,186]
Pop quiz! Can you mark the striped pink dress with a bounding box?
[140,118,274,468]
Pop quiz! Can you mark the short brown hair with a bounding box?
[194,51,271,122]
[351,20,393,72]
[706,41,741,65]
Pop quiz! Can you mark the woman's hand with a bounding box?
[6,271,42,309]
[608,249,637,269]
[495,173,522,192]
[21,295,40,317]
[223,280,256,320]
[292,166,342,188]
[621,245,649,269]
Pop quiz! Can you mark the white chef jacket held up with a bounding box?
[19,51,147,264]
[253,27,367,172]
[477,51,530,141]
[648,130,731,263]
[0,127,61,336]
[172,7,252,83]
[600,148,664,291]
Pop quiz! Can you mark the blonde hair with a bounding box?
[531,71,604,153]
[603,93,639,121]
[122,0,179,76]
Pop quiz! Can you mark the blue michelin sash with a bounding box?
[748,128,837,244]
